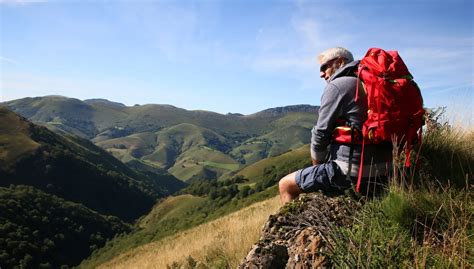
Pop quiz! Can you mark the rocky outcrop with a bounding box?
[239,193,362,269]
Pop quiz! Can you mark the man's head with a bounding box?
[318,47,354,81]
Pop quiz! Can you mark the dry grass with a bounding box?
[98,196,281,269]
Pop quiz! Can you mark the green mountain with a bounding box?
[4,96,319,182]
[0,106,185,221]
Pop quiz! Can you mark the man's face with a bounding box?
[319,58,340,81]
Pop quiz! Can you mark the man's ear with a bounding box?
[337,58,345,68]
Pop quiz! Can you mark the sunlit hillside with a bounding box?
[97,196,281,269]
[4,97,319,181]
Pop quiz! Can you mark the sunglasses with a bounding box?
[320,58,339,72]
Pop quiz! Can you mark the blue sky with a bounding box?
[1,0,472,123]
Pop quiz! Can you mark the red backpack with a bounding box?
[334,48,425,192]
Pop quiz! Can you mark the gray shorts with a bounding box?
[295,161,352,193]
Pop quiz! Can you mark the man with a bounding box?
[279,47,392,204]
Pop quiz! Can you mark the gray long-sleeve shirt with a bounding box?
[311,61,392,177]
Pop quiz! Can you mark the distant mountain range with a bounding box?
[4,96,319,182]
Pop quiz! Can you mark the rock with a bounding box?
[239,193,362,268]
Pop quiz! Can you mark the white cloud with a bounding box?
[250,1,359,74]
[0,56,19,65]
[249,3,359,97]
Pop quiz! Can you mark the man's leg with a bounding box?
[278,171,303,204]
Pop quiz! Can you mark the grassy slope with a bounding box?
[79,185,280,269]
[4,96,98,138]
[0,107,39,168]
[236,144,310,183]
[138,195,208,230]
[229,112,314,165]
[97,196,281,269]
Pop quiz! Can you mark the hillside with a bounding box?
[0,185,130,268]
[0,106,185,221]
[4,96,99,138]
[235,144,310,184]
[96,123,239,181]
[96,196,281,269]
[3,96,319,181]
[78,143,312,268]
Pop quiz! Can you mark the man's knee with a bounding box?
[279,172,302,201]
[278,173,293,193]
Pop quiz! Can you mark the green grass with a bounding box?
[138,195,208,230]
[201,161,240,170]
[79,186,279,269]
[328,185,473,268]
[236,144,310,183]
[327,123,473,268]
[270,112,315,130]
[0,107,40,169]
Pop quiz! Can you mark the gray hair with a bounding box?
[318,47,354,66]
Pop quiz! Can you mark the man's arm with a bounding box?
[310,83,344,164]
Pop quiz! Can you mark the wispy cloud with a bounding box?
[400,45,473,90]
[402,47,471,64]
[0,56,19,65]
[250,2,358,74]
[249,3,359,96]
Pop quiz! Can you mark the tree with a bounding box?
[239,186,251,198]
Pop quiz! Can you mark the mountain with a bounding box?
[84,98,126,108]
[3,96,319,181]
[247,104,319,118]
[4,96,98,138]
[0,106,185,221]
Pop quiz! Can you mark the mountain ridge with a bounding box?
[3,96,319,181]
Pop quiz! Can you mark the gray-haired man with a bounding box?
[278,47,392,203]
